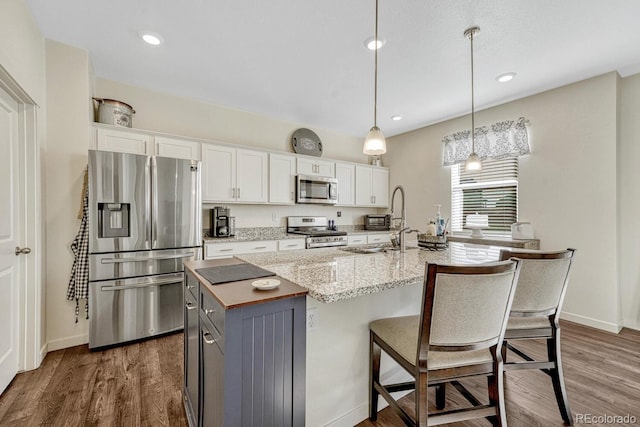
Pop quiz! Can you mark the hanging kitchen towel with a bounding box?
[67,176,90,322]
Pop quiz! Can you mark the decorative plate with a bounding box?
[252,278,281,290]
[291,128,323,157]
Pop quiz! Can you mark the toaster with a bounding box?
[364,214,391,231]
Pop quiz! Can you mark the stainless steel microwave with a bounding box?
[296,174,338,204]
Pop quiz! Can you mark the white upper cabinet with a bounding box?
[236,148,268,203]
[202,145,236,202]
[371,167,389,207]
[297,157,335,177]
[355,165,389,207]
[155,136,201,160]
[95,127,152,155]
[269,153,296,204]
[202,145,268,203]
[335,162,355,206]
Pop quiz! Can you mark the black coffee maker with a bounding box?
[211,206,235,237]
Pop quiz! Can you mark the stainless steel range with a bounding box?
[287,216,347,249]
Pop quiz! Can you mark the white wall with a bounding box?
[94,78,370,164]
[0,0,45,106]
[619,73,640,330]
[44,40,94,350]
[386,73,622,332]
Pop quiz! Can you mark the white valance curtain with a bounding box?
[442,117,531,166]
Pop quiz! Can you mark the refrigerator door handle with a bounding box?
[101,252,196,264]
[151,156,158,248]
[99,274,184,291]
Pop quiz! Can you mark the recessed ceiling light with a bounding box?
[139,32,163,46]
[364,36,386,50]
[391,115,403,121]
[496,72,516,83]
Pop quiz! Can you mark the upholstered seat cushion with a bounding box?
[370,315,493,370]
[507,316,551,330]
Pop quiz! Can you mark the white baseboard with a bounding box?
[323,365,412,427]
[38,342,48,366]
[561,312,622,333]
[622,320,640,331]
[47,333,89,352]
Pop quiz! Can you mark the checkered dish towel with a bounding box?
[67,184,89,322]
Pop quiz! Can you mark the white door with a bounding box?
[202,145,235,202]
[0,86,20,394]
[236,149,267,203]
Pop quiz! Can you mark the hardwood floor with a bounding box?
[358,321,640,427]
[0,321,638,426]
[0,333,186,427]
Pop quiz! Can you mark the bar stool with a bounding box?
[499,248,577,425]
[369,260,521,426]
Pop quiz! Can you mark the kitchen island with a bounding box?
[237,242,501,426]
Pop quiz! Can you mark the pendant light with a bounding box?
[363,0,387,155]
[464,26,482,171]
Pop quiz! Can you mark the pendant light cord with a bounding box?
[470,28,475,153]
[373,0,379,128]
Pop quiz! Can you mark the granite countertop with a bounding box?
[203,226,392,243]
[237,242,500,303]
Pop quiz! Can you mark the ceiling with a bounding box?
[26,0,640,138]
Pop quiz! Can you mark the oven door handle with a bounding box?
[100,252,195,264]
[100,277,182,292]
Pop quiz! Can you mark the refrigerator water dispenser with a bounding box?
[98,202,130,238]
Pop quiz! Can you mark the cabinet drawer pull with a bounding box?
[186,302,196,310]
[205,308,216,315]
[286,244,298,247]
[203,332,216,345]
[254,246,267,249]
[219,248,234,252]
[237,188,240,198]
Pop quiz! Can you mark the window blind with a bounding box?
[451,157,518,235]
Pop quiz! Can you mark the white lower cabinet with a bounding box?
[204,240,278,259]
[278,239,306,251]
[347,233,391,246]
[347,235,368,246]
[367,234,391,244]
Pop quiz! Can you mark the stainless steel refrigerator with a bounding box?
[88,150,202,349]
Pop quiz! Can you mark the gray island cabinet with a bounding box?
[183,258,308,427]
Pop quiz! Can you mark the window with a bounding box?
[451,157,518,235]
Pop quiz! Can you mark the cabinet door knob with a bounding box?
[186,302,196,310]
[203,332,216,344]
[204,308,216,315]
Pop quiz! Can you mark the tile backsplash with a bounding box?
[202,203,384,231]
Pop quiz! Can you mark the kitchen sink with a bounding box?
[339,246,419,254]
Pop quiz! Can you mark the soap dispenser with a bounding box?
[434,204,444,236]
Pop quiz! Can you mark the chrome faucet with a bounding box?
[390,185,408,252]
